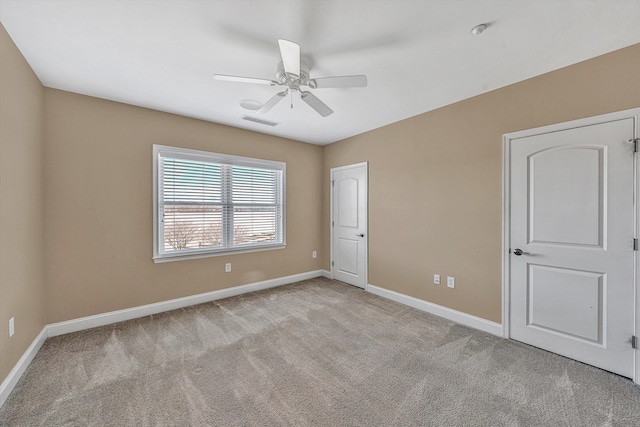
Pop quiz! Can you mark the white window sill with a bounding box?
[153,244,286,263]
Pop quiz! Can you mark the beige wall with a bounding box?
[43,89,323,323]
[323,43,640,323]
[0,25,46,382]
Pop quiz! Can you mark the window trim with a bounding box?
[152,144,286,263]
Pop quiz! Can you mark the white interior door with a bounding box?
[331,163,367,288]
[508,117,636,378]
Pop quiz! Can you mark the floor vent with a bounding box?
[241,115,280,127]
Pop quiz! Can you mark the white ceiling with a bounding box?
[1,1,639,145]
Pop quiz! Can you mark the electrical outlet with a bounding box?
[434,274,440,285]
[225,263,231,273]
[9,317,14,337]
[312,251,317,259]
[447,277,455,288]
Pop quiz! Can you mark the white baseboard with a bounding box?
[321,269,332,279]
[0,327,47,408]
[48,270,325,337]
[366,284,503,336]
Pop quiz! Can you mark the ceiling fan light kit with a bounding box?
[214,39,367,117]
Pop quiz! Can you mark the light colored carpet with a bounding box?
[1,277,639,426]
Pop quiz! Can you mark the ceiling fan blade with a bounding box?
[300,91,333,117]
[312,75,368,88]
[258,91,287,114]
[278,39,300,77]
[214,74,277,86]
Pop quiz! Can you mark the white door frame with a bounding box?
[502,108,640,385]
[330,162,369,289]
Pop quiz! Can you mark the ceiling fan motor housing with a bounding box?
[276,61,311,90]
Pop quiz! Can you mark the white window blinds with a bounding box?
[153,145,285,261]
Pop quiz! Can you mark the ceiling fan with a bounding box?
[214,39,367,117]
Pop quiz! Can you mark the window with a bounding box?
[153,145,285,262]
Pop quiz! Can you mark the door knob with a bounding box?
[356,233,365,237]
[512,248,531,256]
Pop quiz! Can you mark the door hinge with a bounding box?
[631,138,639,153]
[632,336,638,349]
[332,180,335,187]
[331,260,334,267]
[332,221,334,227]
[634,238,638,251]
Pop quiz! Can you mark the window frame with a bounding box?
[153,144,286,263]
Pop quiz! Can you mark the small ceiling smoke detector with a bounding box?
[240,99,263,110]
[471,24,488,35]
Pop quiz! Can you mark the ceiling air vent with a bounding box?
[241,115,280,127]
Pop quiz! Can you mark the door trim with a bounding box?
[330,162,369,289]
[502,107,640,385]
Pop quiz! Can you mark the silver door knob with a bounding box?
[513,248,531,256]
[356,233,365,237]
